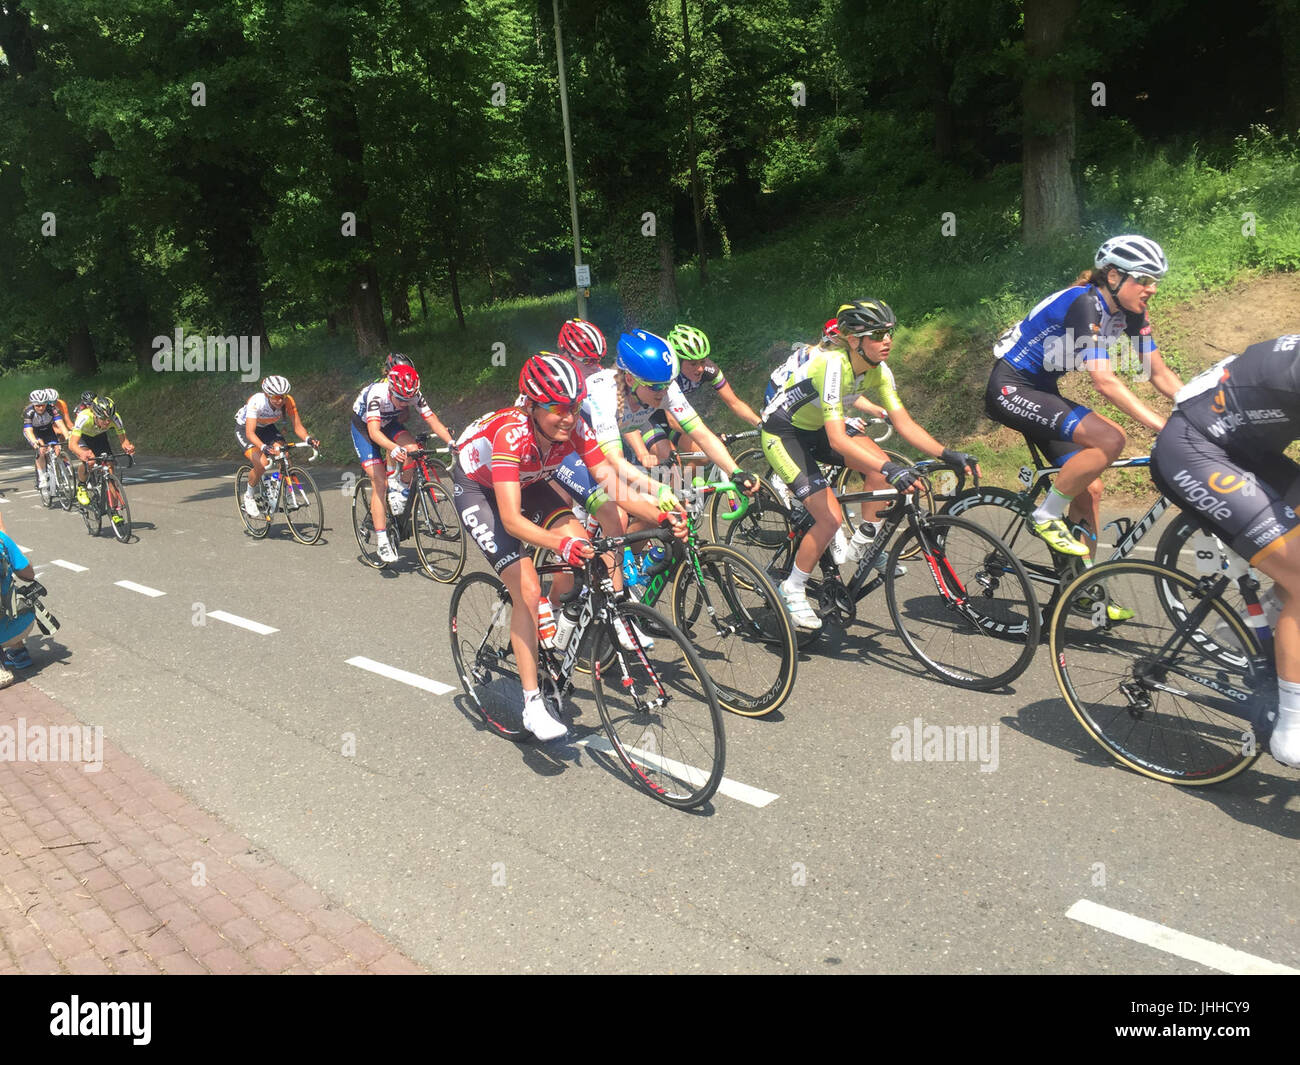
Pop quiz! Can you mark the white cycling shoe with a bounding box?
[523,696,567,742]
[243,489,261,517]
[779,583,822,630]
[377,532,399,563]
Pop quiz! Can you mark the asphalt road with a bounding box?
[3,449,1296,974]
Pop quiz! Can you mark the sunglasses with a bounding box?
[856,328,894,341]
[632,377,670,392]
[1125,273,1160,288]
[534,399,582,414]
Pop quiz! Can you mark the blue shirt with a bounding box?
[0,532,35,644]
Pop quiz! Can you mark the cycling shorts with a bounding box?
[452,468,567,574]
[1151,409,1300,566]
[238,424,286,455]
[985,361,1093,465]
[351,419,408,469]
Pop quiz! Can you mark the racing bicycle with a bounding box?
[236,442,324,545]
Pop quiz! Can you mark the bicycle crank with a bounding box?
[816,579,856,627]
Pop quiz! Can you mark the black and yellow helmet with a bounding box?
[835,299,896,336]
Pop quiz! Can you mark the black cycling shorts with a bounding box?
[452,469,569,574]
[1151,409,1300,565]
[985,361,1094,465]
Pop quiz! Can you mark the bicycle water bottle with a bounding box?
[622,547,644,588]
[266,470,281,510]
[770,473,794,508]
[830,528,851,565]
[644,543,667,573]
[536,597,558,649]
[388,482,410,516]
[846,522,878,563]
[552,600,581,651]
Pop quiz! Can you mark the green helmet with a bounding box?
[665,324,711,362]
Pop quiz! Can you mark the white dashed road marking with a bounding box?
[115,580,165,598]
[576,735,780,808]
[346,656,455,695]
[207,610,278,636]
[1066,899,1300,975]
[50,560,88,572]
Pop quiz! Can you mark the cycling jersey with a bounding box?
[456,406,606,490]
[22,404,64,434]
[583,372,702,444]
[69,408,126,439]
[675,360,727,399]
[762,344,901,431]
[235,392,299,429]
[349,382,434,433]
[1172,335,1300,450]
[992,283,1155,385]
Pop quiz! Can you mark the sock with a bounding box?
[1032,487,1073,524]
[523,686,541,704]
[783,563,812,595]
[1271,678,1300,766]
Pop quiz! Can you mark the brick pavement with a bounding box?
[0,681,423,974]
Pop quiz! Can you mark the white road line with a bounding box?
[576,735,780,808]
[208,610,278,636]
[115,580,165,598]
[1067,899,1300,975]
[17,545,32,553]
[345,656,455,695]
[50,559,88,572]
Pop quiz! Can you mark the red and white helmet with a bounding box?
[519,353,587,406]
[387,364,421,401]
[557,319,607,364]
[822,318,840,339]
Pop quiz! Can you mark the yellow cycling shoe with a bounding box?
[1031,517,1089,557]
[1071,594,1135,623]
[76,487,90,506]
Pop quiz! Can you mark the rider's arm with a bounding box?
[422,409,455,447]
[585,453,688,536]
[1088,361,1167,433]
[285,397,311,443]
[1144,348,1184,401]
[825,417,894,475]
[623,429,656,467]
[851,395,888,420]
[245,413,267,451]
[715,381,762,427]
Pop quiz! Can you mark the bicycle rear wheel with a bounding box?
[81,478,102,536]
[669,542,797,717]
[351,478,387,568]
[54,455,75,511]
[105,474,132,542]
[885,514,1041,690]
[449,571,529,740]
[1050,560,1265,785]
[35,462,54,508]
[235,466,270,538]
[592,601,725,809]
[284,466,324,545]
[412,478,466,583]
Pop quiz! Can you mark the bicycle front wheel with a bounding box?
[449,571,529,740]
[592,602,725,809]
[54,455,75,511]
[235,466,270,539]
[36,462,54,508]
[284,466,324,545]
[351,478,387,568]
[885,515,1041,690]
[669,543,797,717]
[1050,560,1265,785]
[412,479,465,583]
[105,474,132,542]
[82,480,102,536]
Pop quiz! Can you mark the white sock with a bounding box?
[783,563,812,595]
[523,687,541,704]
[1271,678,1300,767]
[1032,487,1073,524]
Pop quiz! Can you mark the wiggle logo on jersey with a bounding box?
[1171,469,1234,522]
[1207,471,1248,495]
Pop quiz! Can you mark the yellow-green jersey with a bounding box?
[761,343,902,431]
[70,407,126,439]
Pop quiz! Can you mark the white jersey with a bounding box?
[234,392,288,426]
[581,370,701,451]
[350,381,434,427]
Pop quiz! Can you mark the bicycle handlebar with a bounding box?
[686,477,751,521]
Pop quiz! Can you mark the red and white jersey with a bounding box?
[350,381,434,427]
[456,407,606,488]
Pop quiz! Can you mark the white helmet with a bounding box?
[45,388,59,402]
[261,375,290,396]
[1095,235,1168,278]
[28,390,43,404]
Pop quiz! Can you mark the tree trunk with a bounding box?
[121,293,155,377]
[66,324,96,376]
[1021,0,1080,243]
[1277,0,1300,132]
[931,50,956,163]
[681,0,708,284]
[326,311,339,336]
[448,255,465,330]
[417,282,429,322]
[349,263,388,360]
[389,277,411,330]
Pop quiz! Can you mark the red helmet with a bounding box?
[519,353,587,406]
[822,318,840,338]
[388,364,420,401]
[557,318,606,364]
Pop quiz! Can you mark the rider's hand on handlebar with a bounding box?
[731,468,759,496]
[558,536,595,567]
[658,510,690,541]
[390,445,407,464]
[940,448,979,479]
[881,460,919,493]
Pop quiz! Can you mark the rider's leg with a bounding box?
[1034,413,1123,527]
[1247,537,1300,766]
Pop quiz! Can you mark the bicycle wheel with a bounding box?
[592,601,725,809]
[833,449,933,561]
[669,542,797,717]
[35,462,54,508]
[1153,513,1275,635]
[81,479,102,536]
[351,478,387,568]
[1050,560,1265,784]
[884,514,1041,690]
[449,572,529,740]
[235,466,270,539]
[105,474,132,542]
[281,465,324,545]
[54,455,75,511]
[412,478,466,583]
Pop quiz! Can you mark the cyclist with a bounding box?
[351,364,455,564]
[985,235,1184,559]
[760,299,979,630]
[0,528,38,679]
[236,376,320,518]
[454,353,689,741]
[73,390,96,420]
[22,390,68,496]
[1150,333,1300,767]
[69,396,136,512]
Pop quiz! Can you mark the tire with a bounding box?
[884,514,1041,690]
[668,542,797,716]
[450,572,529,741]
[81,478,102,536]
[412,478,466,583]
[235,466,270,539]
[352,477,387,568]
[1050,560,1265,785]
[942,486,1069,625]
[105,474,132,542]
[35,461,54,508]
[1153,513,1275,635]
[54,455,75,511]
[592,601,725,809]
[833,448,934,561]
[282,466,324,545]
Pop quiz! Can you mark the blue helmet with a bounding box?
[616,330,678,384]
